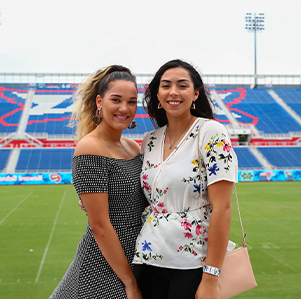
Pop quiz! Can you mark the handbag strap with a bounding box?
[233,185,246,246]
[233,183,247,247]
[197,121,247,259]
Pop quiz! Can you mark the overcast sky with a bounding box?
[0,0,300,76]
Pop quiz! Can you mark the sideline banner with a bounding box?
[0,170,301,185]
[0,173,72,185]
[239,170,301,182]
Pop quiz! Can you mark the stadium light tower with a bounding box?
[245,13,265,88]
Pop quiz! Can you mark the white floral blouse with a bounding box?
[133,118,238,269]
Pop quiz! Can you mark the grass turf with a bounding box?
[0,182,300,298]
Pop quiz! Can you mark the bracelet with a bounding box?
[203,265,221,277]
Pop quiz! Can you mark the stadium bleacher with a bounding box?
[233,147,264,169]
[216,88,301,134]
[16,148,74,172]
[0,85,153,138]
[211,98,231,123]
[0,149,11,171]
[1,83,301,173]
[257,147,301,169]
[0,86,28,134]
[274,89,301,118]
[25,87,75,136]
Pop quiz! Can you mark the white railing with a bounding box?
[1,73,300,87]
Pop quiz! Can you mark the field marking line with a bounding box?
[35,190,67,283]
[239,206,292,232]
[0,191,33,226]
[230,230,297,273]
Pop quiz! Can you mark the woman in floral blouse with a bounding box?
[133,59,238,299]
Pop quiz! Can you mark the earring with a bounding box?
[128,120,137,130]
[158,102,163,109]
[191,101,196,110]
[92,108,102,125]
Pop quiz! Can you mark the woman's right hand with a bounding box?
[78,200,85,211]
[125,283,143,299]
[81,192,142,299]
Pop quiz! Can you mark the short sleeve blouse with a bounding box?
[133,118,238,269]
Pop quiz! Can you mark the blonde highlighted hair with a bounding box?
[69,65,137,142]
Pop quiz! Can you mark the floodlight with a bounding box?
[245,13,265,87]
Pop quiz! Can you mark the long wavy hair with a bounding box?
[69,65,137,142]
[143,59,215,128]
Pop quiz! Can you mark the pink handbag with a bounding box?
[198,127,257,298]
[200,192,257,298]
[218,235,257,299]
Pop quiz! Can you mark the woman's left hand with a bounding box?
[195,275,220,299]
[195,180,233,298]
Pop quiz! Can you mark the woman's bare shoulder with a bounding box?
[122,137,140,155]
[73,135,108,157]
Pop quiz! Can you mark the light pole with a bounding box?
[245,13,265,88]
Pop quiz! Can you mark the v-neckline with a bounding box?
[161,118,200,163]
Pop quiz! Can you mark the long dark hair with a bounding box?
[143,59,214,128]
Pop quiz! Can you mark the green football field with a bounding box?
[0,182,300,298]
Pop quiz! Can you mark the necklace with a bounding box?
[167,116,193,150]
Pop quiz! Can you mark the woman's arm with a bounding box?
[195,180,233,299]
[81,192,142,299]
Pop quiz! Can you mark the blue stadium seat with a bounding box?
[0,86,28,133]
[26,91,75,135]
[211,98,230,124]
[26,113,75,135]
[0,149,11,171]
[274,89,301,117]
[216,88,301,134]
[26,89,152,136]
[233,147,264,169]
[257,147,301,168]
[16,148,75,172]
[2,84,301,173]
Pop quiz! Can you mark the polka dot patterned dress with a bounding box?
[49,154,147,299]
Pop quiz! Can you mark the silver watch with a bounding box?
[203,265,221,277]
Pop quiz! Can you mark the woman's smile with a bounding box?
[114,114,129,121]
[167,101,182,107]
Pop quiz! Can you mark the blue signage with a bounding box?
[0,173,72,185]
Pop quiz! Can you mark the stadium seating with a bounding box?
[5,146,301,172]
[0,86,28,133]
[1,83,301,173]
[0,85,152,137]
[257,147,301,168]
[215,88,251,123]
[0,149,11,171]
[233,147,264,169]
[216,88,301,134]
[274,89,301,117]
[2,85,301,136]
[25,89,75,136]
[15,148,74,172]
[211,98,230,123]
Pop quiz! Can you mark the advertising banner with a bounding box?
[238,170,301,182]
[0,173,72,185]
[0,170,300,185]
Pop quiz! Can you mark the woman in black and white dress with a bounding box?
[49,65,147,299]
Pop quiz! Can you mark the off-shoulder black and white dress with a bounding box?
[49,154,147,299]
